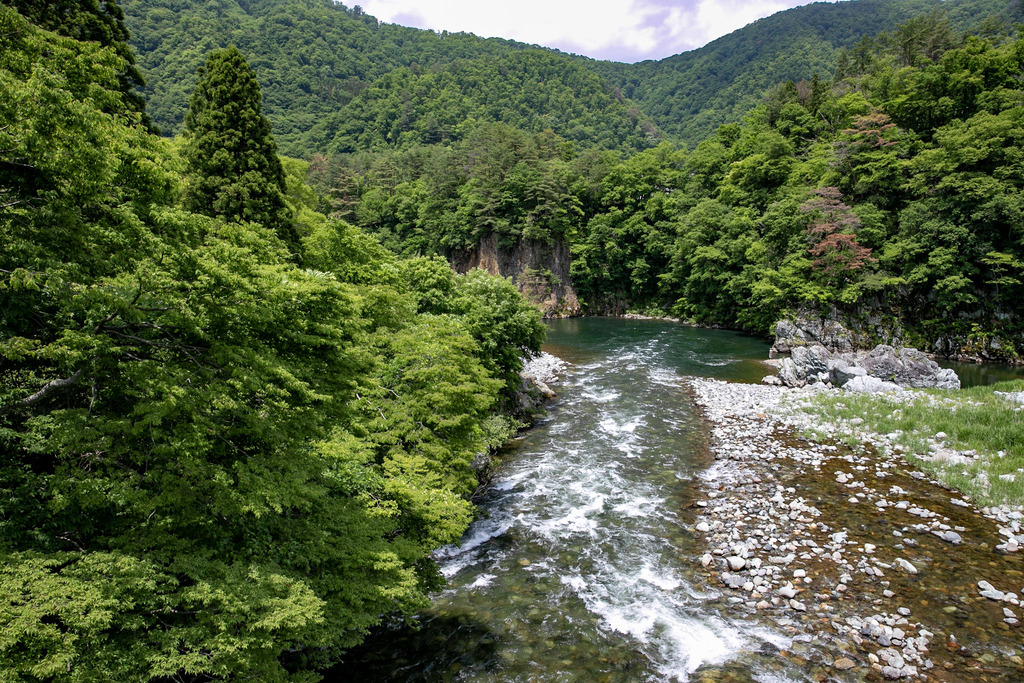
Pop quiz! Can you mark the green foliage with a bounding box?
[120,0,659,156]
[594,0,1010,146]
[7,0,154,129]
[306,50,660,155]
[449,270,546,394]
[182,45,299,254]
[120,0,1015,157]
[1,10,544,679]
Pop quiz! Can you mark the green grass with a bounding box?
[789,380,1024,507]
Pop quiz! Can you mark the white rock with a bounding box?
[896,558,918,574]
[843,375,903,394]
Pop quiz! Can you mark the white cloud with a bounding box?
[351,0,843,62]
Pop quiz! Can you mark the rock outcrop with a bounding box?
[770,309,903,358]
[859,345,959,389]
[456,233,581,317]
[772,309,1022,364]
[774,344,960,392]
[515,352,566,415]
[771,317,854,356]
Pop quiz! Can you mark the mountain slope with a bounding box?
[124,0,659,154]
[592,0,1016,145]
[124,0,1019,156]
[303,50,660,155]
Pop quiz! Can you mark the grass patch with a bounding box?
[790,380,1024,507]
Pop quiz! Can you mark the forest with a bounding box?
[1,3,542,680]
[2,0,1024,679]
[118,0,1018,154]
[316,15,1024,358]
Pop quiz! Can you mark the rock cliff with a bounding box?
[454,233,581,318]
[771,307,1020,364]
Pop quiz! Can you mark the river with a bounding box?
[332,318,813,682]
[331,318,1023,682]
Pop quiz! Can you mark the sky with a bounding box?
[353,0,846,63]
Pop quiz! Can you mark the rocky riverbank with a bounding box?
[685,378,1024,681]
[513,351,567,416]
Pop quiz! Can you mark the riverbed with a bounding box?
[330,318,1023,682]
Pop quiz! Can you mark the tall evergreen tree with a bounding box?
[182,46,301,255]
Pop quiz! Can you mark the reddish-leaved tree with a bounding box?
[801,187,875,281]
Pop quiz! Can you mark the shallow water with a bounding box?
[328,319,1023,681]
[330,320,805,682]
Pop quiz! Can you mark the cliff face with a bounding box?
[772,306,1023,364]
[454,234,582,317]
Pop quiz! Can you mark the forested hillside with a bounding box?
[318,16,1024,360]
[123,0,659,155]
[123,0,1020,156]
[0,4,544,679]
[595,0,1018,144]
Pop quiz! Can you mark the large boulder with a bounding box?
[774,343,960,390]
[861,345,960,390]
[829,359,867,386]
[842,375,904,394]
[777,344,833,387]
[792,345,831,377]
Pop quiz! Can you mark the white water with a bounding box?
[430,331,796,682]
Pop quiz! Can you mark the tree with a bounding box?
[801,187,875,284]
[6,0,153,130]
[450,269,546,396]
[182,46,301,255]
[1,13,368,678]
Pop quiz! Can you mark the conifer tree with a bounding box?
[182,46,301,255]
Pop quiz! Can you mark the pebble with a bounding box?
[685,377,1023,681]
[833,657,856,670]
[940,530,963,544]
[895,558,918,574]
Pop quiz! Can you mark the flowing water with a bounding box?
[330,319,1024,682]
[331,319,809,682]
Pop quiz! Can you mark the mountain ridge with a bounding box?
[124,0,1018,154]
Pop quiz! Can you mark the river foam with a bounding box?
[427,333,797,681]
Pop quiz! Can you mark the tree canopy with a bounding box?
[0,7,542,679]
[183,45,299,253]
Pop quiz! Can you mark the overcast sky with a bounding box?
[353,0,845,63]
